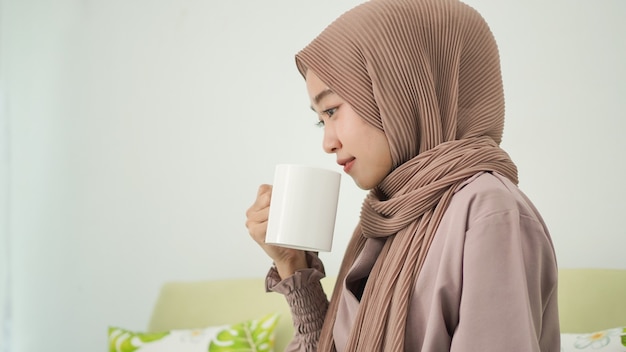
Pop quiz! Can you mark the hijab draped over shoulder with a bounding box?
[295,0,518,350]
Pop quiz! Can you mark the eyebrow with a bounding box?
[310,88,335,112]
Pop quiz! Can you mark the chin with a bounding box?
[353,177,375,191]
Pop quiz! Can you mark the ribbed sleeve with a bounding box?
[266,252,329,351]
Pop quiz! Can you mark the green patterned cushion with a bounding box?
[109,313,279,352]
[561,326,626,351]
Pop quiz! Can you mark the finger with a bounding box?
[245,184,272,231]
[245,205,267,226]
[246,200,269,219]
[247,221,268,243]
[257,184,272,196]
[246,187,270,217]
[256,184,272,206]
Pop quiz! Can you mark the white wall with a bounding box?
[1,0,624,351]
[1,1,11,349]
[1,83,10,351]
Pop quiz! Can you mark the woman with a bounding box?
[245,0,560,350]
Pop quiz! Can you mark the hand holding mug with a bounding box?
[245,184,307,279]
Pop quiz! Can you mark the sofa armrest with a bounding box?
[558,268,626,333]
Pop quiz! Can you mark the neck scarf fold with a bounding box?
[295,0,518,350]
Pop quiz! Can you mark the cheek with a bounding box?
[369,135,393,174]
[341,119,368,146]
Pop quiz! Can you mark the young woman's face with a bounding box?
[306,70,393,190]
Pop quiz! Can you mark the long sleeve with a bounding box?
[266,252,330,352]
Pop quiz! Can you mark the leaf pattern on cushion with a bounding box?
[108,313,279,352]
[208,313,279,352]
[108,327,169,352]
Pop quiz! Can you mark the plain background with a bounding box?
[1,0,625,351]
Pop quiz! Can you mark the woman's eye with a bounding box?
[313,107,337,128]
[324,107,337,118]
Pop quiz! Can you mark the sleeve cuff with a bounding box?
[265,251,326,294]
[265,252,329,347]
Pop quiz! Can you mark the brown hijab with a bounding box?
[295,0,518,350]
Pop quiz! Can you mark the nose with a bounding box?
[322,124,341,154]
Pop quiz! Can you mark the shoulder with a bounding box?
[448,172,541,228]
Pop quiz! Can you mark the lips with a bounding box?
[338,157,356,173]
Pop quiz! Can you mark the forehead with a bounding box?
[305,70,329,96]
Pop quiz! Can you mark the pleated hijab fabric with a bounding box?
[295,0,519,350]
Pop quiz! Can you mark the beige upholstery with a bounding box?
[557,268,626,333]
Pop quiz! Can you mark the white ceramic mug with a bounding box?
[265,164,341,252]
